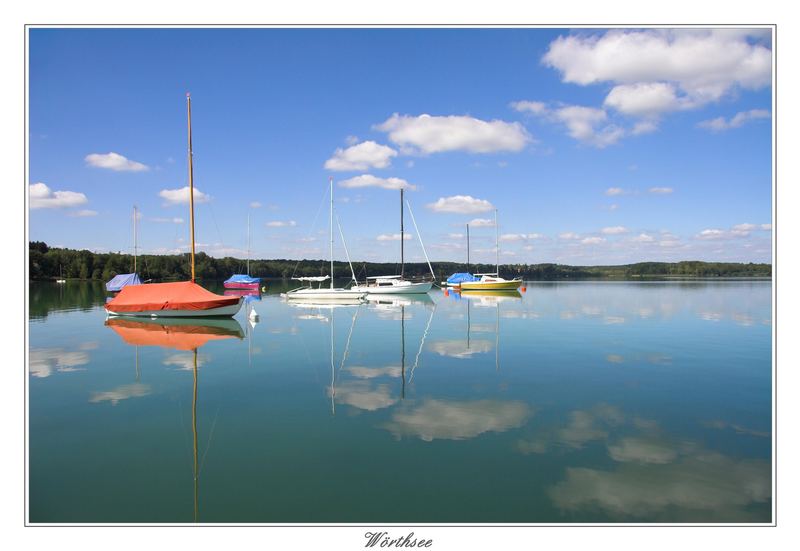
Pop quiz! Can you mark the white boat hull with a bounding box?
[352,281,433,295]
[106,299,244,318]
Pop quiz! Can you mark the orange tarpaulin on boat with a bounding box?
[105,318,243,350]
[105,281,241,313]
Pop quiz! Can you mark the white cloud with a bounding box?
[151,217,184,224]
[605,187,625,196]
[527,233,545,239]
[553,105,625,148]
[697,228,727,240]
[733,223,757,231]
[601,226,628,235]
[631,233,655,243]
[158,186,210,206]
[543,29,771,108]
[69,209,98,217]
[649,187,674,194]
[698,109,771,132]
[448,233,465,239]
[581,236,606,244]
[427,195,494,214]
[85,152,149,172]
[266,220,297,227]
[510,100,548,115]
[559,232,581,240]
[29,182,88,209]
[250,201,262,208]
[324,140,398,171]
[760,223,772,231]
[468,217,496,227]
[89,383,151,405]
[376,233,412,241]
[338,174,416,191]
[376,113,531,154]
[500,233,528,242]
[604,82,688,118]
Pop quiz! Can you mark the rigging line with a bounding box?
[198,405,221,475]
[334,212,358,284]
[405,199,436,280]
[204,201,227,256]
[290,185,328,279]
[408,303,436,384]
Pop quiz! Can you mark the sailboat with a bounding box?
[352,188,434,295]
[458,209,522,291]
[443,222,478,287]
[56,264,65,284]
[105,94,244,317]
[106,205,143,292]
[224,212,262,291]
[283,177,366,301]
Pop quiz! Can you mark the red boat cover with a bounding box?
[106,318,242,350]
[105,281,241,313]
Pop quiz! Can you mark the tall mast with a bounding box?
[466,223,470,267]
[400,188,405,279]
[187,93,196,283]
[329,176,334,290]
[246,211,251,275]
[133,205,137,273]
[495,208,499,276]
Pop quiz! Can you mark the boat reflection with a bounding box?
[104,316,243,522]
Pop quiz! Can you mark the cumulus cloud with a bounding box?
[338,174,417,191]
[266,220,297,227]
[698,109,771,132]
[158,186,210,206]
[428,339,493,358]
[85,152,149,172]
[89,383,152,405]
[543,29,771,110]
[427,195,494,214]
[601,226,628,235]
[581,236,606,244]
[604,82,688,118]
[631,233,655,243]
[29,348,90,378]
[331,381,398,411]
[696,228,727,240]
[649,187,674,194]
[376,113,531,154]
[29,182,88,209]
[553,105,625,148]
[376,233,412,241]
[559,232,581,240]
[605,187,625,196]
[500,233,528,242]
[324,140,398,171]
[151,217,184,224]
[510,100,548,115]
[468,217,496,227]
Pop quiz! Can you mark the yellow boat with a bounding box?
[458,274,523,291]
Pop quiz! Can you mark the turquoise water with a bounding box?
[28,280,772,523]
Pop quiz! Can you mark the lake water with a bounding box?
[28,280,773,523]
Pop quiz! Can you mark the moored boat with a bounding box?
[105,94,242,318]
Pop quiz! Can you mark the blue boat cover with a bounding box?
[224,274,261,284]
[446,272,479,284]
[106,273,142,292]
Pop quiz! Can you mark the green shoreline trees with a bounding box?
[28,241,771,281]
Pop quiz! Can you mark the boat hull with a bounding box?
[223,281,261,290]
[459,280,523,291]
[106,299,244,318]
[352,281,433,295]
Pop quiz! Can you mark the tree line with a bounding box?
[28,241,771,282]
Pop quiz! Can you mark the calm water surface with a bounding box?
[28,280,772,523]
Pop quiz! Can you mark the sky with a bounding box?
[28,27,773,266]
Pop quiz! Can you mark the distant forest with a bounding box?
[28,241,772,281]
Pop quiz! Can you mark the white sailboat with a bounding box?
[283,177,366,301]
[458,209,522,292]
[352,189,435,295]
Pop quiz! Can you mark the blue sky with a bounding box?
[28,28,773,265]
